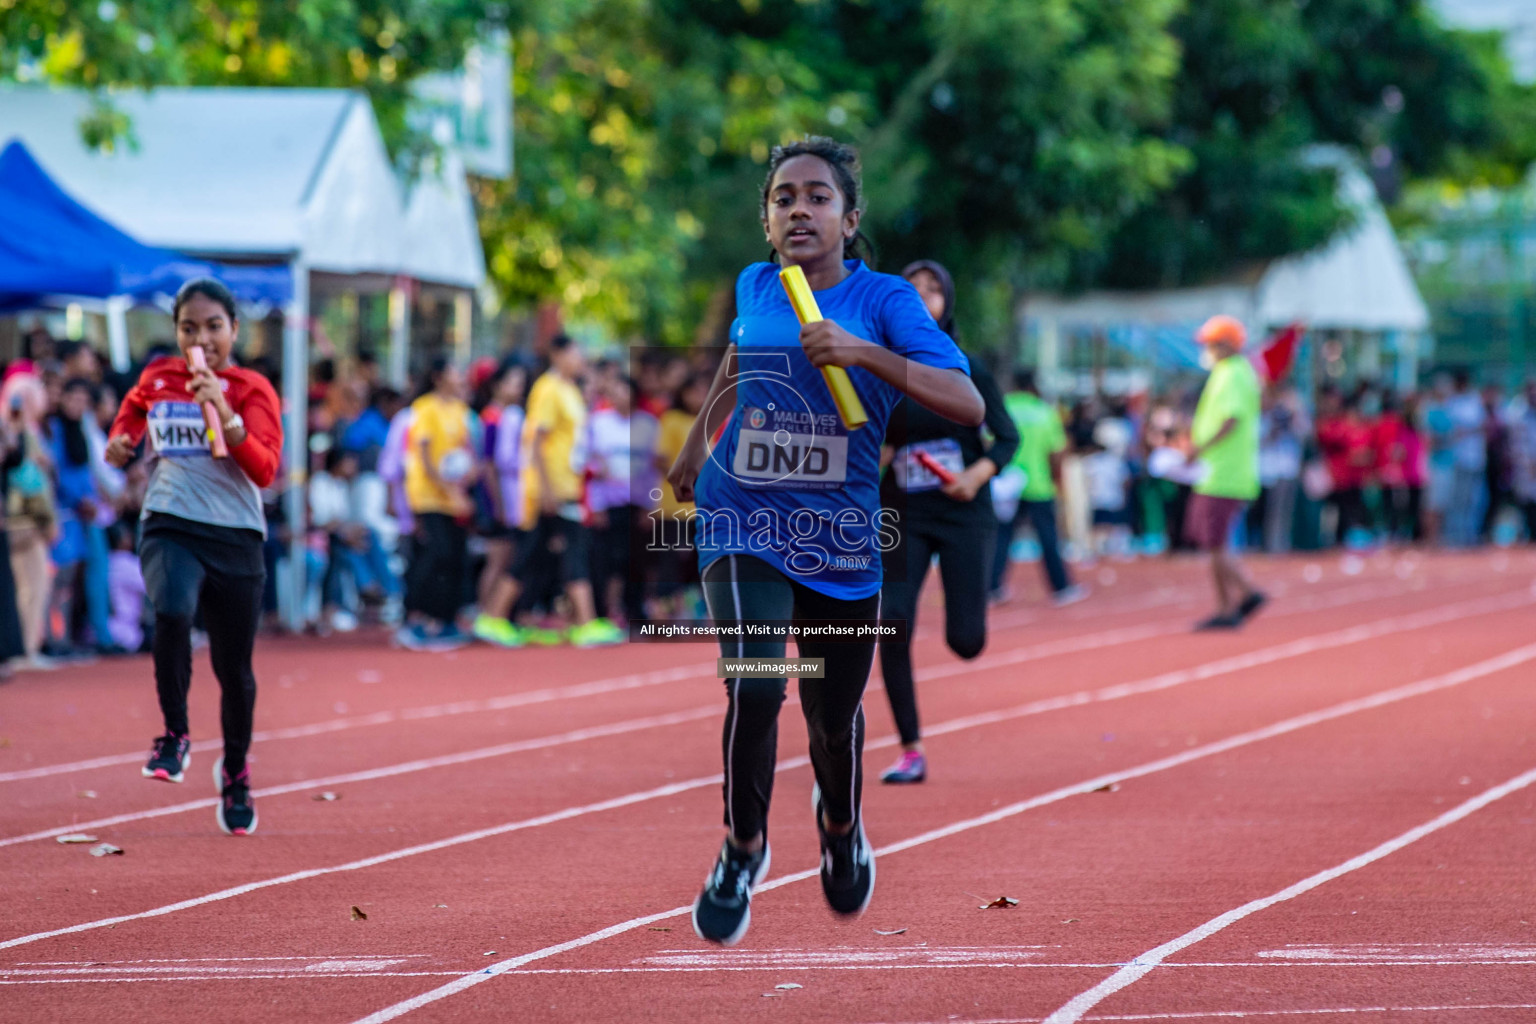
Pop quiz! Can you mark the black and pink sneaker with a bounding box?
[142,733,191,783]
[213,757,257,836]
[879,750,927,784]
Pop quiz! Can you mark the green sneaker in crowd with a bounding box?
[524,626,566,647]
[569,618,624,648]
[472,614,526,649]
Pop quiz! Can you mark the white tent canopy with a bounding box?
[1025,149,1430,338]
[0,85,483,288]
[1254,157,1429,333]
[401,149,487,290]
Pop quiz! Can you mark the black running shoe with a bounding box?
[1194,612,1243,631]
[142,733,191,783]
[691,839,771,946]
[1237,591,1269,622]
[815,791,875,916]
[214,756,258,836]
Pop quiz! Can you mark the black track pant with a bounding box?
[881,515,994,747]
[140,519,264,777]
[411,512,469,625]
[701,554,879,844]
[591,504,646,623]
[991,498,1072,595]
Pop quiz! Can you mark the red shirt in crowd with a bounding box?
[1372,411,1424,489]
[1316,414,1376,490]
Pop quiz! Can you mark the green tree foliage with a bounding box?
[474,0,869,344]
[0,0,508,156]
[1097,0,1536,290]
[4,0,1531,348]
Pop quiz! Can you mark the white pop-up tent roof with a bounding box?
[1026,148,1429,338]
[401,149,486,290]
[0,86,484,288]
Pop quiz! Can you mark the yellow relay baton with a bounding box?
[778,264,869,431]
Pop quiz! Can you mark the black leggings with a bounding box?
[881,515,994,746]
[140,522,264,777]
[410,512,468,625]
[701,554,879,844]
[591,504,646,623]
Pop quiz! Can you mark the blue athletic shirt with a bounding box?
[694,260,970,599]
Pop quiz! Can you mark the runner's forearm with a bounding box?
[853,347,982,427]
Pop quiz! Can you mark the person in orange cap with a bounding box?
[1186,315,1266,629]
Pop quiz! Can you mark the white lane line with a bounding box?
[0,973,464,985]
[5,595,1527,957]
[342,641,1536,1024]
[0,772,729,953]
[1069,1008,1536,1022]
[0,569,1447,784]
[6,586,1519,850]
[0,662,718,783]
[852,1004,1536,1023]
[1041,764,1536,1024]
[0,706,720,848]
[10,964,1536,990]
[1257,942,1536,962]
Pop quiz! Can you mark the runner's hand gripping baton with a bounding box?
[187,347,229,458]
[778,264,869,431]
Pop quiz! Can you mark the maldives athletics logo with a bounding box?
[746,407,767,430]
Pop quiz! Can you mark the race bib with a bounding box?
[891,438,964,492]
[147,402,212,457]
[731,405,848,490]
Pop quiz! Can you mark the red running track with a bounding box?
[1,550,1534,1023]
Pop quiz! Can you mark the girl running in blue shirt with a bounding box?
[668,138,983,945]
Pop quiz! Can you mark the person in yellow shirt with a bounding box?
[401,357,479,650]
[473,335,622,648]
[1186,315,1267,630]
[651,372,709,619]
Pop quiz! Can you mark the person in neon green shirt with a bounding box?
[990,369,1084,606]
[1186,315,1266,630]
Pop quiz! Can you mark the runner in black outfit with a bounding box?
[877,261,1018,783]
[106,279,283,836]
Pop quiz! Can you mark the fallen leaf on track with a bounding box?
[350,906,368,921]
[313,792,341,802]
[1062,918,1079,924]
[648,927,671,932]
[874,928,908,936]
[90,843,123,857]
[483,951,496,957]
[78,790,97,799]
[979,897,1019,910]
[775,983,802,991]
[57,834,98,844]
[1090,783,1120,793]
[434,904,448,909]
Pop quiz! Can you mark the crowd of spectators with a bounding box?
[994,369,1536,579]
[2,318,1532,673]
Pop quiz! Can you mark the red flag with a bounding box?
[1256,322,1305,383]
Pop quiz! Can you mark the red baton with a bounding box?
[916,450,956,485]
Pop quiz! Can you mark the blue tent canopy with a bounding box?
[0,139,289,309]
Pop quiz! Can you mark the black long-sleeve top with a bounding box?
[880,360,1019,525]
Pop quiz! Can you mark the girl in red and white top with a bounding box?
[106,278,283,836]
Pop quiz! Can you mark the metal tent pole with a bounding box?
[282,260,310,631]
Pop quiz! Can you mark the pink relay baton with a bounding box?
[187,347,229,458]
